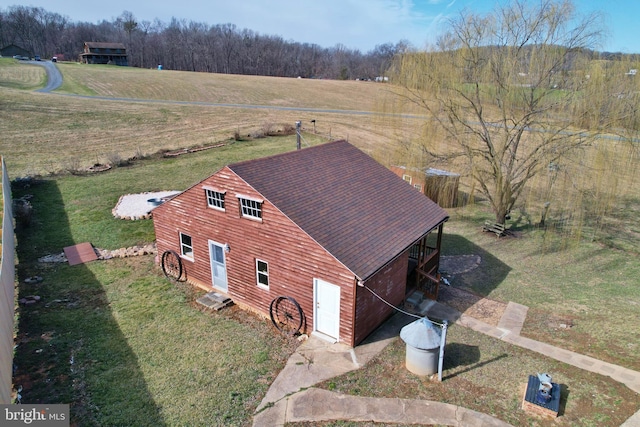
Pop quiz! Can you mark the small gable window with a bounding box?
[205,188,225,210]
[238,196,263,220]
[180,232,194,259]
[413,184,422,192]
[402,174,412,184]
[256,259,269,289]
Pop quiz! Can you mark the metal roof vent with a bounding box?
[400,317,441,349]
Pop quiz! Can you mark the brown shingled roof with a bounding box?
[84,42,126,49]
[229,140,449,280]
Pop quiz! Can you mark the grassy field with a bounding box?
[12,136,312,426]
[0,58,46,90]
[3,59,640,425]
[0,61,401,177]
[311,323,638,427]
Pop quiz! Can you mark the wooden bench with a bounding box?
[482,220,510,237]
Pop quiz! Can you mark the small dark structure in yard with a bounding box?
[482,220,511,237]
[1,44,31,58]
[63,242,98,266]
[390,166,460,208]
[522,374,560,418]
[79,42,128,65]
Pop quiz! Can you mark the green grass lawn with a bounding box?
[6,60,640,426]
[16,256,299,426]
[442,210,640,372]
[13,136,640,426]
[310,323,639,427]
[13,136,314,426]
[0,58,46,90]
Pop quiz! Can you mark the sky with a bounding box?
[2,0,639,54]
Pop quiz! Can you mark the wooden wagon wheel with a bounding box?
[161,250,185,281]
[269,296,304,336]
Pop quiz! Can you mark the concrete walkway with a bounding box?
[256,388,513,426]
[253,298,640,427]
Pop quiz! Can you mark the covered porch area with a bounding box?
[406,222,445,302]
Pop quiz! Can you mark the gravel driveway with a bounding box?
[31,60,63,92]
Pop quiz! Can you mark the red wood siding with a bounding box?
[390,165,459,208]
[153,167,358,345]
[353,251,409,345]
[389,166,425,192]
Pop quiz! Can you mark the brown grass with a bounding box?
[4,58,639,358]
[5,61,640,425]
[0,63,403,176]
[310,325,639,427]
[56,63,391,109]
[0,58,46,90]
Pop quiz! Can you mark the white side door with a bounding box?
[313,278,340,341]
[208,240,228,292]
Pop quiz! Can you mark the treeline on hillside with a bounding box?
[0,5,409,79]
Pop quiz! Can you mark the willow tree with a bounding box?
[390,0,604,224]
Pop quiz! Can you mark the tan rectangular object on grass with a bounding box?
[63,242,98,266]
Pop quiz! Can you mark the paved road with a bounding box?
[26,59,385,117]
[27,61,639,146]
[30,60,63,93]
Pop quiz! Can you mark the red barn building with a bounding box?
[390,165,460,208]
[152,140,449,346]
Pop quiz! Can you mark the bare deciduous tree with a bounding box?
[0,4,404,79]
[390,0,605,224]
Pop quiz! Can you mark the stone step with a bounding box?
[196,292,233,311]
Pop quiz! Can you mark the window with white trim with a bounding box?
[414,183,422,192]
[256,259,269,289]
[402,174,412,184]
[205,189,225,210]
[180,233,194,259]
[239,197,262,220]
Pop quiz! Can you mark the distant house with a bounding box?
[152,140,449,347]
[0,44,31,58]
[390,165,460,208]
[79,42,128,66]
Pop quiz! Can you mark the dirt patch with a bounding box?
[163,142,228,157]
[437,255,507,326]
[438,285,507,326]
[86,163,112,173]
[439,254,482,275]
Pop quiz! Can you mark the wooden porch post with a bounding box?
[436,223,444,272]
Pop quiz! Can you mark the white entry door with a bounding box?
[208,240,228,292]
[314,278,340,341]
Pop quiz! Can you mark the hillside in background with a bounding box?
[0,60,406,177]
[0,5,406,80]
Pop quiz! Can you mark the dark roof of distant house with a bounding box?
[0,44,30,55]
[84,42,126,49]
[1,44,26,50]
[229,140,449,280]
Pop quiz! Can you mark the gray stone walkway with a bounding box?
[451,309,640,394]
[497,301,528,335]
[255,388,513,427]
[253,298,640,427]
